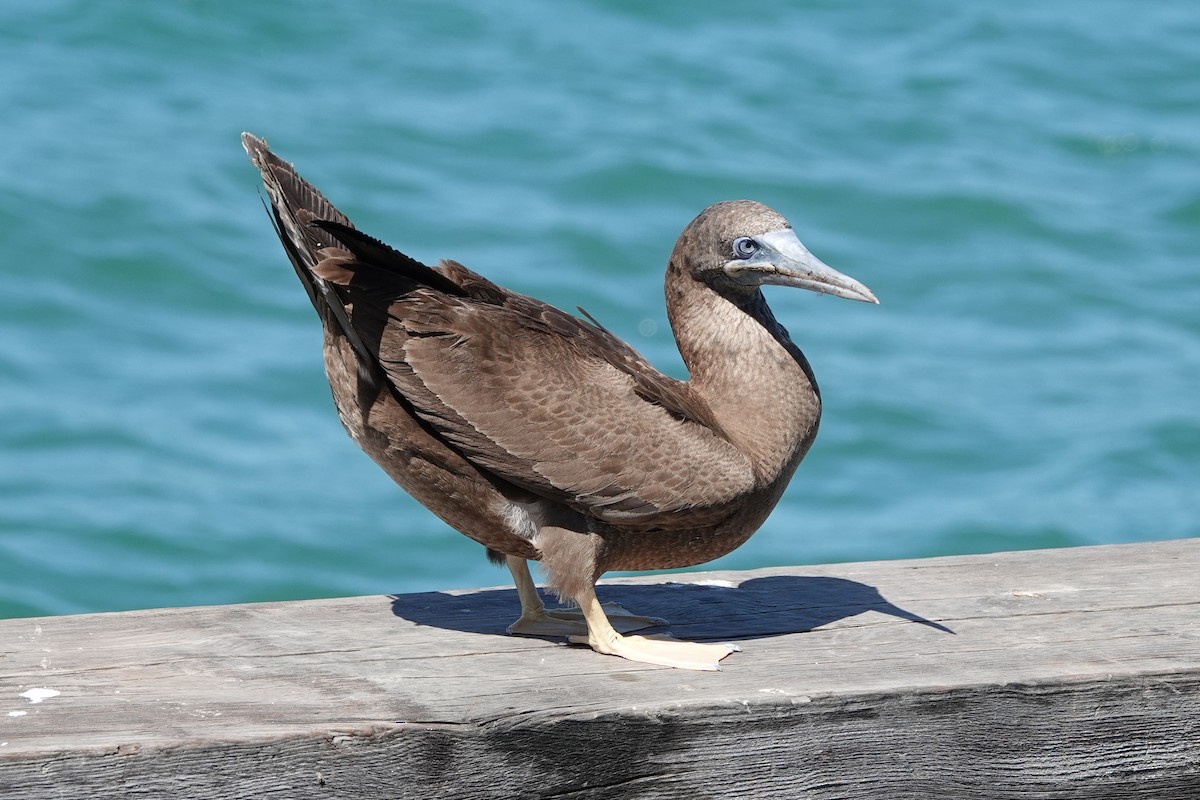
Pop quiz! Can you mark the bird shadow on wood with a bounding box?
[390,575,953,641]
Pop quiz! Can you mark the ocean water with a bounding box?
[1,2,1197,619]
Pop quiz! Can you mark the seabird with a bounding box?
[243,133,877,671]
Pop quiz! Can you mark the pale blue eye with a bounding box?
[733,237,759,259]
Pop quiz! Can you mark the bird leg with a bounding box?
[504,556,667,637]
[567,583,741,671]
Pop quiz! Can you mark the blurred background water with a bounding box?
[1,1,1197,619]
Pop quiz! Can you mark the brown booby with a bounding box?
[243,133,877,671]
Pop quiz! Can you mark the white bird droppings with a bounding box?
[19,688,60,704]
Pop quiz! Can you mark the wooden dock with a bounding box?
[2,539,1198,798]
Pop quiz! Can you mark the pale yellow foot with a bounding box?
[507,603,667,637]
[503,557,736,668]
[570,583,741,671]
[570,631,741,671]
[507,610,586,637]
[504,556,667,637]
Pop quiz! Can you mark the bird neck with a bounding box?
[665,263,822,481]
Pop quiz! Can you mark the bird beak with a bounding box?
[725,228,879,304]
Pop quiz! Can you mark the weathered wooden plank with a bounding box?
[1,539,1198,798]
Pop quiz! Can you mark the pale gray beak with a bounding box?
[724,228,879,304]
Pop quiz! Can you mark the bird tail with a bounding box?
[242,132,468,299]
[240,132,354,312]
[242,130,392,393]
[242,132,477,397]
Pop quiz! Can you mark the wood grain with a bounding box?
[2,540,1198,798]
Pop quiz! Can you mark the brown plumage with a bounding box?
[243,133,877,670]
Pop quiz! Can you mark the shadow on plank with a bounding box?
[390,574,953,641]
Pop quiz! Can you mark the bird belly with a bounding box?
[596,482,786,573]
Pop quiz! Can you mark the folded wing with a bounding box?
[313,222,756,524]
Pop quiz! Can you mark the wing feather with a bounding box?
[368,287,756,523]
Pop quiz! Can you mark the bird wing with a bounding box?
[312,225,757,524]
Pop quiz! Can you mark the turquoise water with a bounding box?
[2,2,1197,619]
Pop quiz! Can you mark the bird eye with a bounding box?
[733,237,759,259]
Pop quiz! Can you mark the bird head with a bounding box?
[675,200,878,304]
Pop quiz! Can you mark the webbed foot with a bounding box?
[507,603,667,637]
[571,630,741,671]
